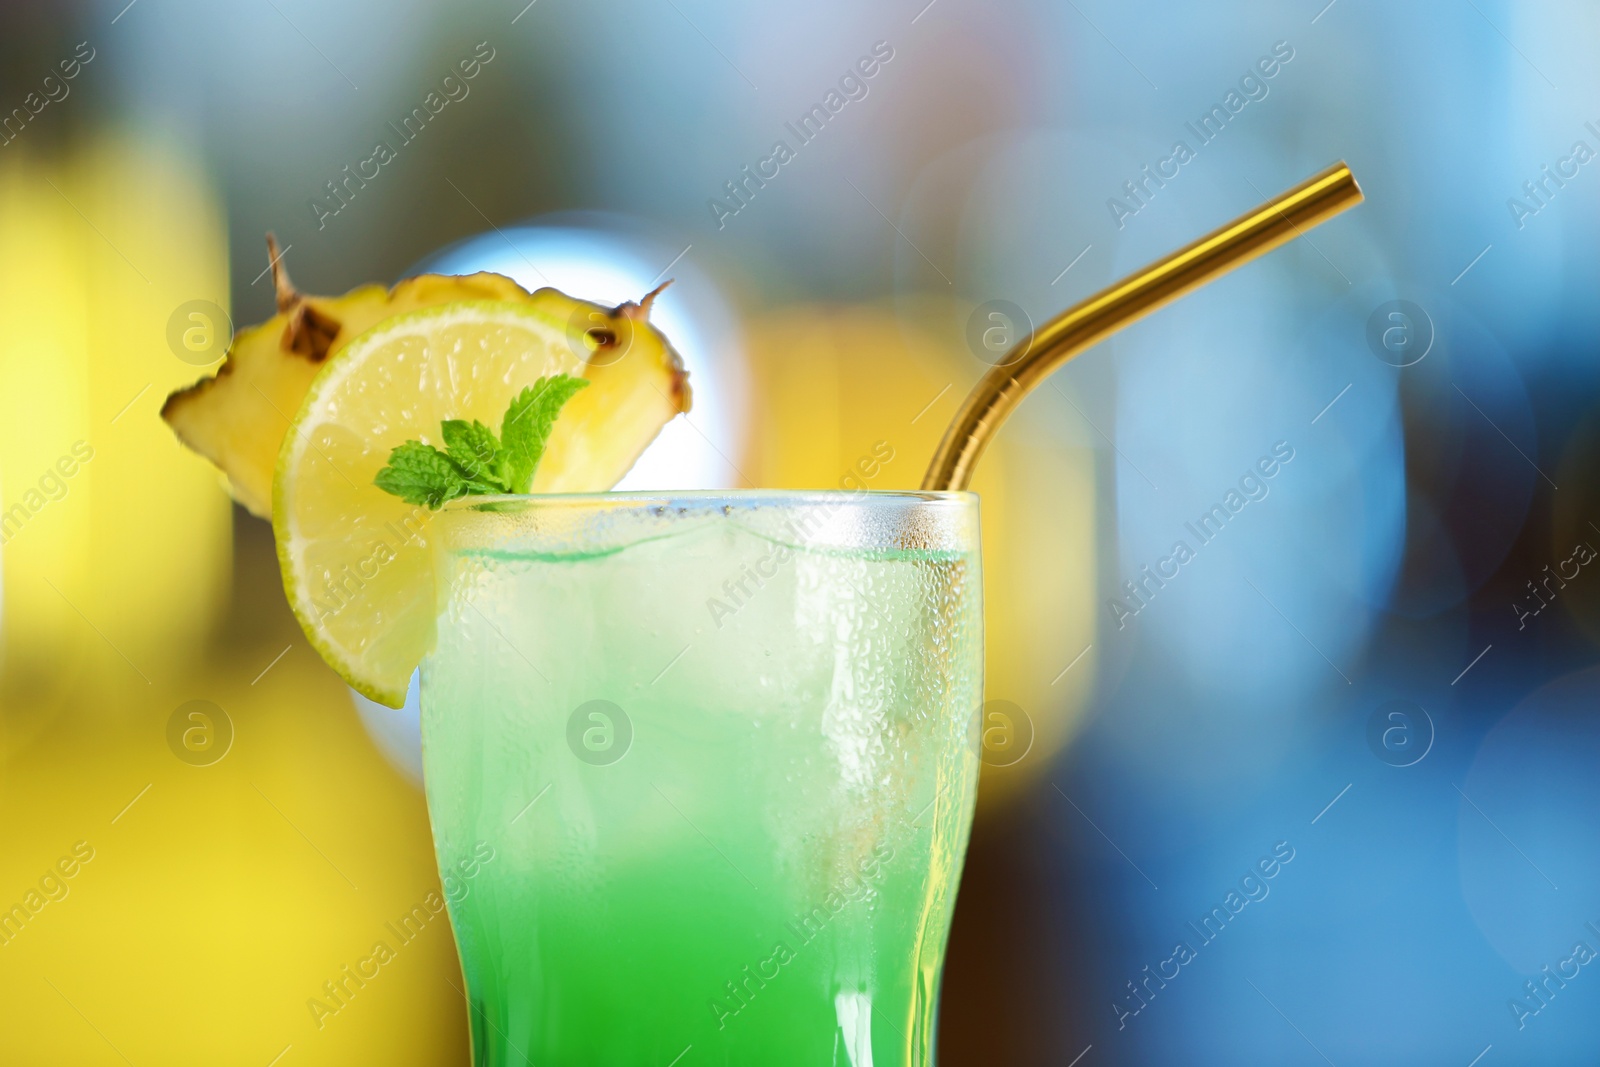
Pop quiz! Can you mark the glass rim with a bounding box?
[437,488,978,512]
[433,489,980,555]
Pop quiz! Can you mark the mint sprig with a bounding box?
[373,373,589,508]
[501,374,589,493]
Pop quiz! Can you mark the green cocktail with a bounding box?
[421,491,983,1065]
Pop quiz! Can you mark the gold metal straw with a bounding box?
[922,161,1364,491]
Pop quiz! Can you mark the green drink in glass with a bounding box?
[163,162,1359,1067]
[421,490,983,1065]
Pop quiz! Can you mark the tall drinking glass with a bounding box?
[421,491,983,1065]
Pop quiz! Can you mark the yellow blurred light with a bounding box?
[0,130,232,733]
[0,132,459,1066]
[0,147,95,740]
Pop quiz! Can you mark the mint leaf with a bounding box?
[501,374,590,493]
[440,419,507,491]
[373,441,469,508]
[373,373,590,508]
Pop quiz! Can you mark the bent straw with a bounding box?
[922,161,1364,492]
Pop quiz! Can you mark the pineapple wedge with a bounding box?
[160,239,693,705]
[161,236,655,517]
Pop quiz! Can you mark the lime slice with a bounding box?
[273,297,690,707]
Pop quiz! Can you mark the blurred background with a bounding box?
[2,0,1598,1063]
